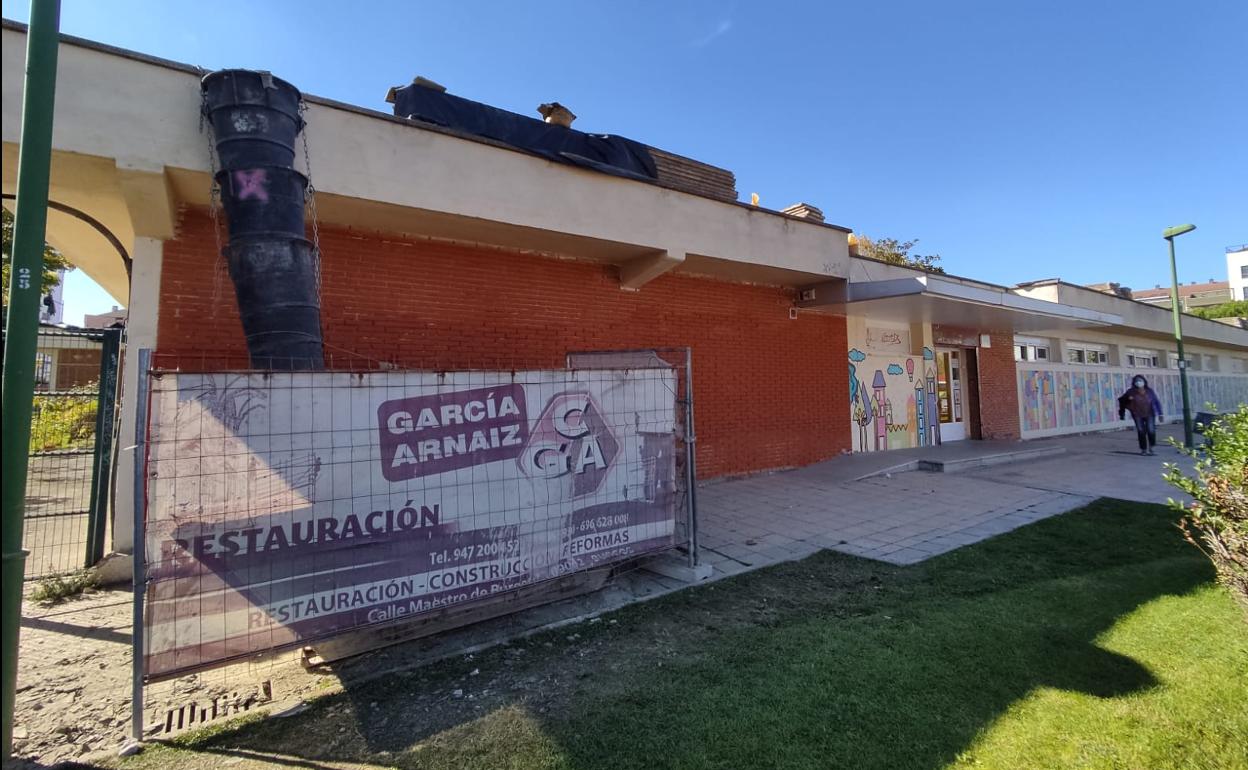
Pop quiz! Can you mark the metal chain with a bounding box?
[299,100,323,310]
[200,85,228,313]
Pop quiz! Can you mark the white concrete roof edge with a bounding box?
[998,293,1121,325]
[1,23,852,287]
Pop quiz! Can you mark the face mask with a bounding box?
[1134,380,1144,388]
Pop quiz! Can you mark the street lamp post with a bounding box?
[1163,223,1196,449]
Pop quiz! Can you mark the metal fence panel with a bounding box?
[140,361,691,681]
[20,328,121,577]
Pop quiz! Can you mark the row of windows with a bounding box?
[1069,344,1110,365]
[1014,343,1049,361]
[1126,348,1161,368]
[1014,338,1243,372]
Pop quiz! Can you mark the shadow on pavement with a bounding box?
[20,615,131,644]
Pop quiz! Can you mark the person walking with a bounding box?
[1118,375,1164,456]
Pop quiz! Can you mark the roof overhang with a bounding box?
[1015,280,1248,349]
[799,274,1122,331]
[1,21,852,295]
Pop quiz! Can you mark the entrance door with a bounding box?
[935,348,967,442]
[962,348,982,440]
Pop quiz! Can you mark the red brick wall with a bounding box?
[976,331,1021,440]
[157,208,851,478]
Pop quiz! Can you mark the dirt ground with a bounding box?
[12,586,301,767]
[9,563,680,768]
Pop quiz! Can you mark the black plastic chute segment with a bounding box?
[202,69,304,169]
[216,167,308,239]
[224,236,325,370]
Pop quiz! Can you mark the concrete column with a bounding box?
[846,315,867,348]
[1106,343,1126,367]
[909,322,933,356]
[111,237,162,554]
[1050,337,1071,364]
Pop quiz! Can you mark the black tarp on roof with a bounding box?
[390,84,657,181]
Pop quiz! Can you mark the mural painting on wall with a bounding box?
[848,347,940,453]
[922,347,940,448]
[1021,370,1058,432]
[1056,371,1073,428]
[1018,366,1248,437]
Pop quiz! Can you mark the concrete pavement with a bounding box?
[697,423,1192,571]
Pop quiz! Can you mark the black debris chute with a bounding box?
[390,84,658,182]
[201,69,325,371]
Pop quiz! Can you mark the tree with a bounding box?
[1189,300,1248,320]
[2,206,73,300]
[855,235,945,273]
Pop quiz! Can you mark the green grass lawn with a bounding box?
[121,499,1248,770]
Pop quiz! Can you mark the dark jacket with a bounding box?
[1118,376,1163,421]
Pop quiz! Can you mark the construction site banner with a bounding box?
[142,369,678,678]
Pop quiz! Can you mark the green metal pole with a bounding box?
[1167,237,1194,449]
[2,1,61,761]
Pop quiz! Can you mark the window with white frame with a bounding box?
[1231,357,1248,374]
[1126,347,1161,368]
[34,353,52,387]
[1013,336,1051,362]
[1067,341,1109,365]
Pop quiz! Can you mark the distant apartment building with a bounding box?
[1229,244,1248,301]
[83,305,126,328]
[1131,279,1231,311]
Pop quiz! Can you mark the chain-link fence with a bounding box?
[132,350,696,737]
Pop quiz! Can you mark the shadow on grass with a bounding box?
[150,499,1215,770]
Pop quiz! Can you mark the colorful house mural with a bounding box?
[849,349,939,452]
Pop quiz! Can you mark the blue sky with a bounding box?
[7,0,1246,321]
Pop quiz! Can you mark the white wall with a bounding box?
[1228,247,1248,301]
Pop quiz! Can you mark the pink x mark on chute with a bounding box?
[233,169,269,202]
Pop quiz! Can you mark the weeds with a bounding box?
[28,570,99,604]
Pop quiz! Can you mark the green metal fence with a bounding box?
[18,327,121,577]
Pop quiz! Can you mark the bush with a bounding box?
[1164,404,1248,617]
[29,383,98,452]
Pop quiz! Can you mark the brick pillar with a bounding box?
[976,331,1021,440]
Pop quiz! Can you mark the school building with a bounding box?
[4,19,1247,561]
